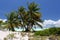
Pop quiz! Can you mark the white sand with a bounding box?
[0,31,9,40]
[0,30,29,40]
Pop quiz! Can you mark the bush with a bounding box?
[34,27,60,36]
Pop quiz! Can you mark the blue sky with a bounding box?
[0,0,60,20]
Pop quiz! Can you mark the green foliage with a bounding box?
[34,27,60,36]
[34,31,40,36]
[28,2,40,12]
[0,20,3,26]
[34,29,50,36]
[5,12,19,31]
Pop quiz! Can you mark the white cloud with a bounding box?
[54,20,60,27]
[43,19,60,28]
[0,19,7,22]
[3,19,7,22]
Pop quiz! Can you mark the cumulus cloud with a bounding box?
[54,20,60,27]
[43,19,60,28]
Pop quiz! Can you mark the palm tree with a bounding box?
[25,2,42,32]
[5,12,19,31]
[18,6,28,31]
[18,2,43,32]
[5,2,42,32]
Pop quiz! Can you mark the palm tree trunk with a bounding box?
[10,23,15,31]
[11,26,15,31]
[25,25,30,32]
[25,27,30,32]
[25,23,32,32]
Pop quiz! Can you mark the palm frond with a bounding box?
[35,22,42,28]
[28,2,40,12]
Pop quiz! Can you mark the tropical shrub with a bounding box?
[34,27,60,36]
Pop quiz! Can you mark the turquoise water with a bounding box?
[14,27,46,31]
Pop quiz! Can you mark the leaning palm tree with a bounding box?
[18,6,28,31]
[18,2,43,32]
[5,2,42,32]
[5,12,20,31]
[25,2,43,31]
